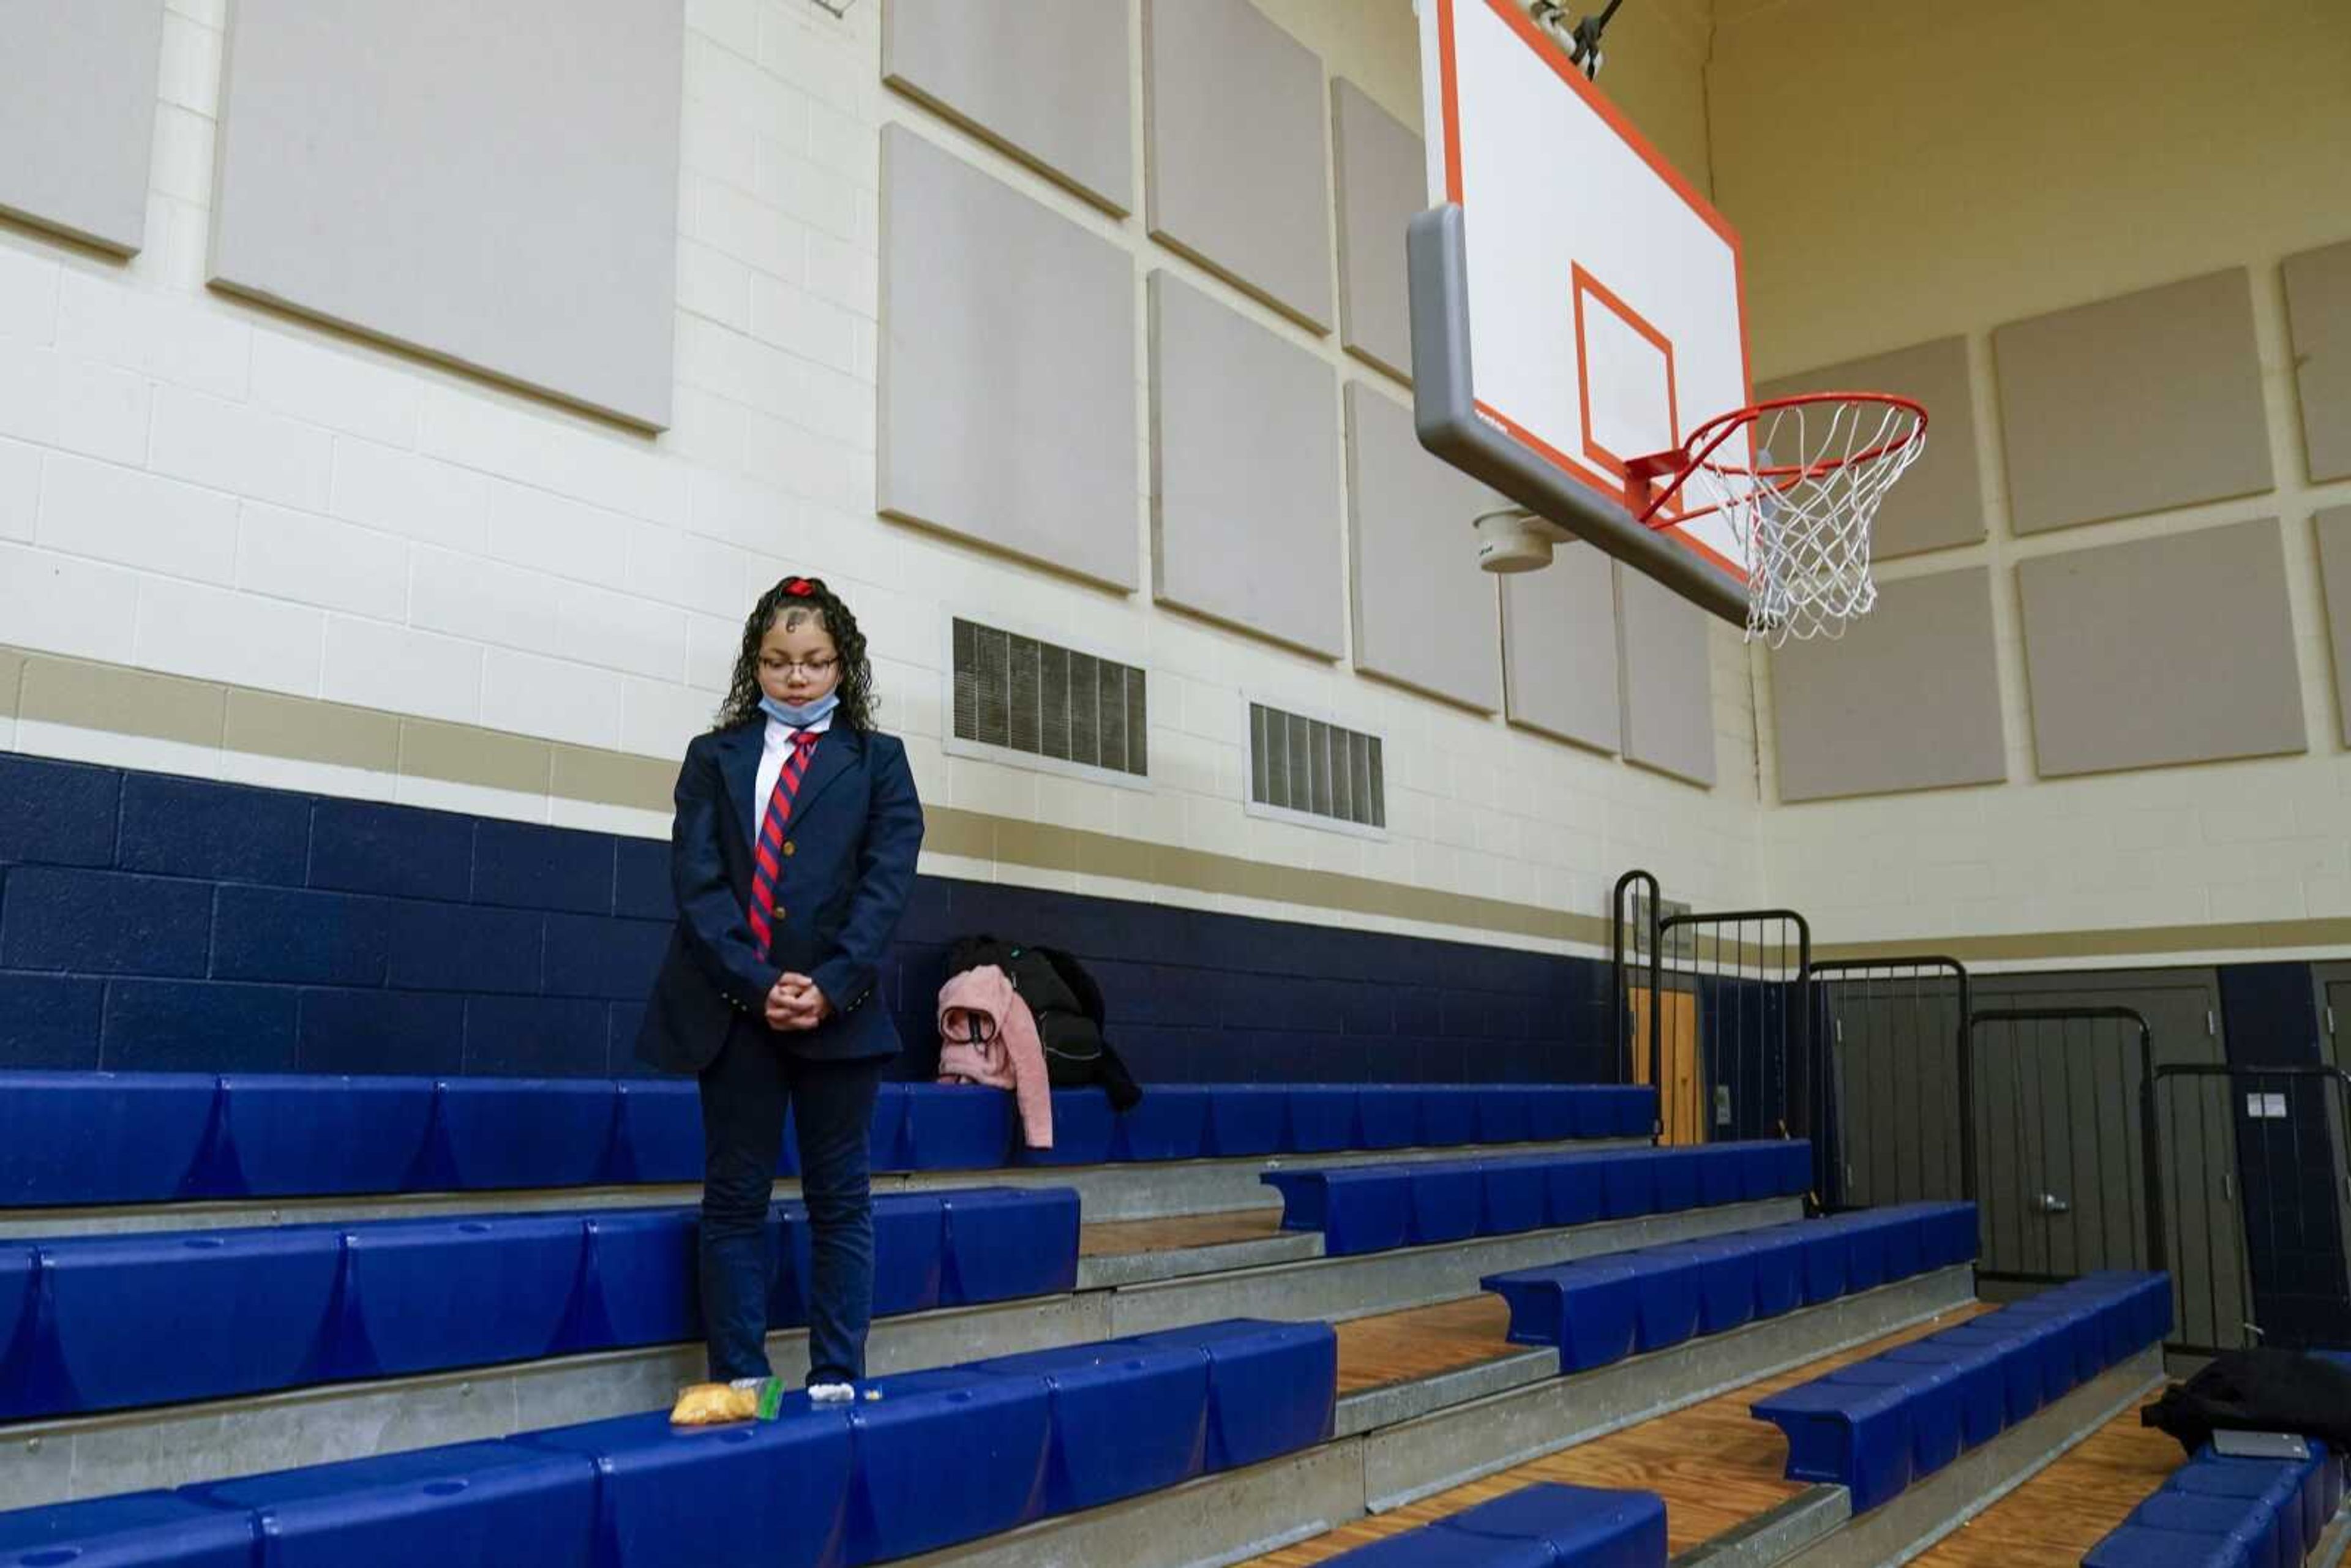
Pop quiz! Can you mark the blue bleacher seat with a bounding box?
[1419,1087,1482,1149]
[1477,1089,1533,1146]
[2126,1493,2284,1568]
[1289,1087,1362,1153]
[1877,1207,1925,1281]
[337,1215,585,1377]
[1628,1251,1704,1353]
[0,1246,31,1391]
[2083,1523,2255,1568]
[1524,1086,1580,1144]
[781,1194,943,1321]
[0,1491,260,1568]
[1111,1087,1209,1161]
[1441,1484,1669,1566]
[1131,1318,1338,1471]
[0,1071,217,1206]
[1600,1152,1657,1219]
[1826,1360,1962,1476]
[1698,1145,1747,1208]
[1406,1161,1483,1245]
[1923,1321,2047,1425]
[940,1187,1080,1305]
[1541,1155,1607,1228]
[572,1208,700,1350]
[1018,1090,1114,1166]
[27,1226,342,1417]
[1673,1238,1760,1336]
[970,1340,1210,1513]
[841,1368,1053,1559]
[188,1441,596,1568]
[218,1074,438,1196]
[865,1083,910,1169]
[1649,1147,1702,1213]
[517,1406,855,1568]
[1839,1214,1890,1292]
[1769,1139,1814,1198]
[1321,1481,1668,1567]
[1479,1158,1548,1236]
[1757,1270,2165,1515]
[608,1080,703,1185]
[1880,1342,2006,1451]
[1356,1086,1422,1149]
[1916,1202,1979,1270]
[1201,1086,1285,1157]
[1749,1230,1806,1319]
[431,1079,617,1191]
[1583,1086,1656,1139]
[1790,1221,1848,1305]
[1752,1376,1917,1512]
[1483,1258,1640,1372]
[899,1084,1014,1168]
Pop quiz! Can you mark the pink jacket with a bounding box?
[936,964,1054,1149]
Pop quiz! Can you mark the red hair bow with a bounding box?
[784,577,816,597]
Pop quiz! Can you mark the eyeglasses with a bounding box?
[760,656,839,677]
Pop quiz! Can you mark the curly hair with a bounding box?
[715,575,877,733]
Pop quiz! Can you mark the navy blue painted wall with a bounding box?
[0,754,1616,1085]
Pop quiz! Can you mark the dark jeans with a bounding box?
[697,1018,885,1385]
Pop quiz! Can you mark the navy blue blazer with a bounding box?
[636,718,925,1074]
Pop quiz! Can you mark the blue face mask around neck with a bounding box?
[760,691,839,729]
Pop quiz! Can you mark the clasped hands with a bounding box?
[765,972,833,1032]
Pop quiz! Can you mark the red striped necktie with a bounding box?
[747,728,819,953]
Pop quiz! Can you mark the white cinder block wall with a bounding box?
[0,0,1767,957]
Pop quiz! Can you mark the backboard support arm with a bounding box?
[1406,203,1750,626]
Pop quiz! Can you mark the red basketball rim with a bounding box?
[1629,391,1929,526]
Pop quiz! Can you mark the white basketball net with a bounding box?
[1684,397,1927,647]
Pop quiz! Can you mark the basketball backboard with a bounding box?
[1411,0,1753,624]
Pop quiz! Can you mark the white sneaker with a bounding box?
[807,1381,856,1404]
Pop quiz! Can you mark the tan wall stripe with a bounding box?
[2,643,2345,964]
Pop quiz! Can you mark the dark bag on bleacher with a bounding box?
[2140,1348,2351,1458]
[943,935,1141,1109]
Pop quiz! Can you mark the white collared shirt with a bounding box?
[752,709,834,836]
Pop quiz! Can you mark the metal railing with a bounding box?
[1964,1006,2164,1292]
[1809,956,1973,1210]
[2149,1062,2351,1356]
[1649,908,1817,1187]
[1610,868,1661,1087]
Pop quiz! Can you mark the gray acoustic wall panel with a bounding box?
[2285,241,2351,484]
[1150,271,1342,655]
[882,0,1132,216]
[210,0,681,430]
[1346,384,1501,710]
[1770,568,2006,801]
[1332,80,1421,382]
[1993,270,2273,535]
[1143,0,1333,332]
[1616,565,1715,787]
[0,0,165,253]
[1758,337,1984,558]
[2018,519,2306,777]
[2319,507,2351,745]
[1502,540,1621,754]
[879,127,1139,591]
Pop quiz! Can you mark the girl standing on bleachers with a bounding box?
[637,576,924,1420]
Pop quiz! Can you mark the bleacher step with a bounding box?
[0,1136,1648,1240]
[898,1267,1977,1568]
[1670,1485,1850,1568]
[1685,1348,2162,1568]
[1107,1198,1803,1338]
[0,1290,1106,1515]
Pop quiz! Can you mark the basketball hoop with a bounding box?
[1625,392,1927,645]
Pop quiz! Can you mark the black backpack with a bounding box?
[2141,1348,2351,1457]
[943,935,1141,1109]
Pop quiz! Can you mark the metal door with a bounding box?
[1815,958,1969,1210]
